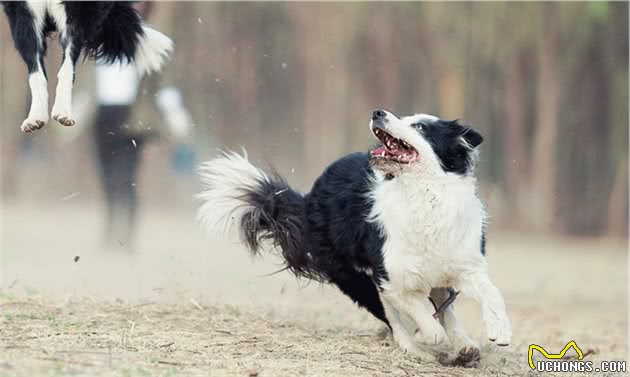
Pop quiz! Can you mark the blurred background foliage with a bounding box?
[0,2,627,238]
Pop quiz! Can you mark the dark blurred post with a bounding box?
[531,3,559,231]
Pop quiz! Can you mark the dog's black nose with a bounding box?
[372,109,387,120]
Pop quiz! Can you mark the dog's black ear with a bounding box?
[462,128,483,148]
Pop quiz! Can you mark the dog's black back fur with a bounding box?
[304,153,389,325]
[304,153,387,285]
[236,153,390,326]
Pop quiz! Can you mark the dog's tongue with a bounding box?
[372,146,387,155]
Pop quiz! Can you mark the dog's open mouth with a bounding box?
[370,127,419,163]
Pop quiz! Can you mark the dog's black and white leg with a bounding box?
[4,2,49,132]
[458,271,512,346]
[431,288,480,367]
[329,269,390,326]
[51,36,80,127]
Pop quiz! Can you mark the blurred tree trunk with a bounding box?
[291,4,353,176]
[438,72,465,119]
[425,5,466,119]
[605,6,629,237]
[503,54,527,226]
[606,158,628,237]
[531,4,559,230]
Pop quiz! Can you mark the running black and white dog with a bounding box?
[2,1,172,133]
[197,110,511,366]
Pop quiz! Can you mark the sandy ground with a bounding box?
[1,202,628,376]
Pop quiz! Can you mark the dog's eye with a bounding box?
[410,123,423,129]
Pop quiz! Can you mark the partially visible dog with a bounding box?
[2,1,173,132]
[197,109,512,366]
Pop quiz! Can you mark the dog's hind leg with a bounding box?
[4,2,49,132]
[49,0,83,129]
[51,36,81,127]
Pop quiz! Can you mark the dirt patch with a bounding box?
[0,298,524,377]
[1,204,628,376]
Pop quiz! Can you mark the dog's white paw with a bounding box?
[52,112,76,127]
[485,312,511,346]
[20,116,48,133]
[449,328,479,352]
[415,319,449,346]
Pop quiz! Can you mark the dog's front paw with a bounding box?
[52,112,76,127]
[449,328,479,353]
[485,313,511,346]
[438,346,481,368]
[21,116,48,133]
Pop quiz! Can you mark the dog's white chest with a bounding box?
[370,176,484,292]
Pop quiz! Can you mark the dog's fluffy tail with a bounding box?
[86,3,173,74]
[197,152,316,279]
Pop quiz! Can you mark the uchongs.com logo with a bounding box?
[528,341,626,373]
